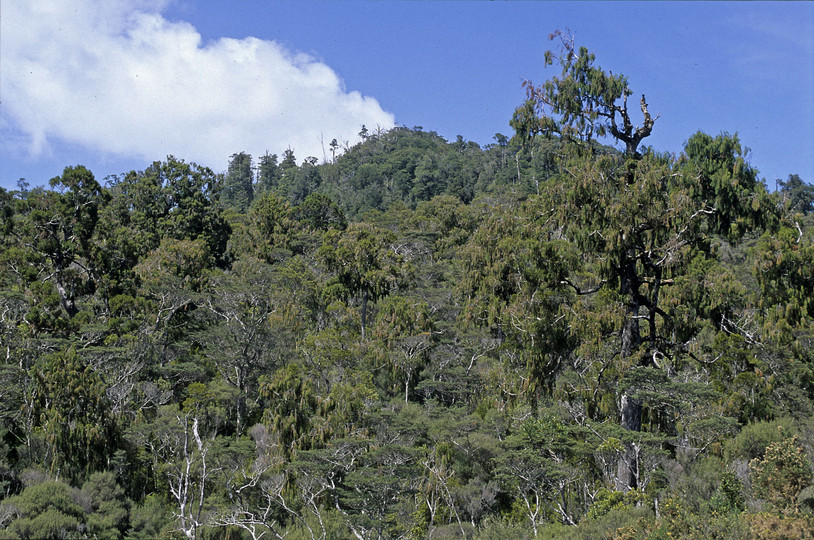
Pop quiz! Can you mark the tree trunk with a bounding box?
[619,257,641,359]
[618,257,643,491]
[54,277,79,318]
[360,289,368,340]
[617,394,642,490]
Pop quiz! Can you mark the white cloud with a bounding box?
[0,0,395,172]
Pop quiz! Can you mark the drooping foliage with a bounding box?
[1,37,814,540]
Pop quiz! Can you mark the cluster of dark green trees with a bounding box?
[1,35,814,539]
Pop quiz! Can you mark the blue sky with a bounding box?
[2,1,812,191]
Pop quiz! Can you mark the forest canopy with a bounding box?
[1,36,814,539]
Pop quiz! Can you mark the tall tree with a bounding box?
[256,152,281,196]
[11,166,107,319]
[108,157,231,266]
[294,193,347,232]
[509,32,772,490]
[247,192,297,264]
[682,131,769,238]
[319,223,411,340]
[28,347,119,484]
[372,296,435,402]
[511,30,656,160]
[276,148,298,200]
[778,173,814,216]
[223,152,254,212]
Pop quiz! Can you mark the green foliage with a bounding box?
[645,494,752,540]
[779,173,814,215]
[372,296,434,402]
[503,32,780,495]
[247,192,298,263]
[256,151,281,195]
[319,222,411,339]
[711,469,745,513]
[681,131,771,239]
[294,192,347,232]
[511,30,654,159]
[222,152,254,212]
[135,237,213,290]
[127,493,176,539]
[1,37,813,540]
[1,481,85,539]
[106,156,231,266]
[724,418,799,462]
[80,471,131,539]
[755,220,814,328]
[750,435,813,511]
[29,348,119,484]
[259,363,320,455]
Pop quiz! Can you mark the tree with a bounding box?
[493,415,590,533]
[201,259,300,435]
[319,223,411,340]
[682,131,769,238]
[223,152,254,212]
[247,192,298,264]
[458,194,575,404]
[295,193,347,232]
[167,412,215,539]
[256,152,281,195]
[79,471,131,539]
[15,166,107,318]
[275,148,298,200]
[129,405,217,539]
[28,347,119,484]
[337,443,422,539]
[511,30,656,160]
[372,296,435,402]
[0,187,15,253]
[128,493,175,539]
[779,173,814,215]
[122,157,231,264]
[209,427,289,539]
[750,435,813,512]
[288,157,323,205]
[330,138,340,163]
[1,480,86,539]
[259,363,319,456]
[508,32,772,491]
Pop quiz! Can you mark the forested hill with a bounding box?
[2,42,814,539]
[221,125,566,220]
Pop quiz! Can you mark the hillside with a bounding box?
[1,41,814,540]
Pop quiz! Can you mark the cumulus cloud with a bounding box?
[0,0,395,172]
